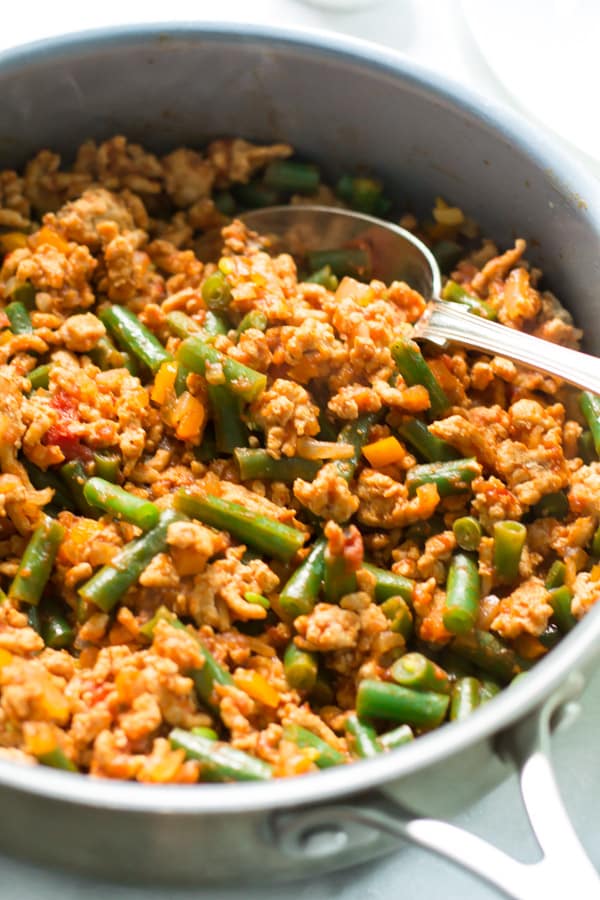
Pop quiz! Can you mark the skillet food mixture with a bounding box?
[0,135,594,782]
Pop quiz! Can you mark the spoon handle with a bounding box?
[416,300,600,395]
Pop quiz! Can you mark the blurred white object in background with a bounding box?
[462,0,599,167]
[299,0,383,9]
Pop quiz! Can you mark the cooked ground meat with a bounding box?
[0,134,593,784]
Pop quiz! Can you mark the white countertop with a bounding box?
[0,3,598,898]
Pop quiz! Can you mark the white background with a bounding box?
[0,3,598,898]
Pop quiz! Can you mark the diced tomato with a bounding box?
[44,389,92,461]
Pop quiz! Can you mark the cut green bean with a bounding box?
[431,241,463,273]
[166,310,204,339]
[92,450,120,484]
[204,311,229,337]
[207,385,249,454]
[380,596,413,639]
[83,477,159,531]
[27,605,41,634]
[452,629,521,683]
[545,560,566,590]
[306,265,338,291]
[100,305,171,374]
[6,300,33,334]
[335,174,390,216]
[175,491,305,563]
[170,728,272,781]
[578,429,596,464]
[336,411,382,482]
[236,310,268,338]
[356,679,449,729]
[264,160,320,194]
[201,271,232,312]
[406,458,480,498]
[390,653,451,694]
[177,336,266,403]
[344,714,380,759]
[443,552,480,634]
[309,671,335,707]
[9,515,64,606]
[24,460,75,512]
[27,364,50,391]
[323,526,359,603]
[378,723,414,750]
[235,182,281,209]
[396,417,457,463]
[213,191,236,216]
[282,723,345,768]
[450,677,481,721]
[244,591,270,610]
[78,510,182,612]
[493,520,527,582]
[89,334,137,374]
[441,280,497,320]
[549,585,577,633]
[532,491,569,520]
[42,613,74,650]
[60,460,99,518]
[283,643,319,692]
[194,427,217,463]
[234,448,320,483]
[35,745,78,773]
[9,281,36,308]
[391,337,449,418]
[405,515,445,544]
[279,538,326,619]
[452,516,482,551]
[362,563,414,605]
[191,726,219,740]
[479,679,501,703]
[306,248,371,281]
[580,392,600,456]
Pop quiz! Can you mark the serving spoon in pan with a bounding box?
[199,205,600,395]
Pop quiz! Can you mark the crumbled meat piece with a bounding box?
[295,603,360,651]
[294,463,359,523]
[251,379,319,457]
[491,577,552,638]
[356,469,440,529]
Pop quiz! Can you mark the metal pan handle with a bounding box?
[272,672,600,899]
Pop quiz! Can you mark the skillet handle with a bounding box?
[272,673,600,899]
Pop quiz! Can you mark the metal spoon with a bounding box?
[200,204,600,395]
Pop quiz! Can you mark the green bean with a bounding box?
[452,629,521,683]
[380,596,413,639]
[177,336,266,403]
[549,585,577,633]
[306,248,371,281]
[34,745,78,773]
[309,671,335,707]
[24,460,75,512]
[335,174,390,216]
[9,281,36,308]
[170,728,272,781]
[443,552,480,634]
[201,271,232,312]
[191,726,219,740]
[213,191,236,217]
[59,460,99,518]
[263,160,320,194]
[580,392,600,456]
[578,429,596,464]
[175,491,305,563]
[395,417,457,463]
[5,300,32,334]
[441,280,497,320]
[282,723,345,768]
[452,516,482,551]
[406,458,480,498]
[539,623,561,651]
[166,310,204,339]
[194,426,217,463]
[42,613,74,650]
[174,365,190,397]
[532,491,569,520]
[83,477,159,531]
[323,526,359,603]
[92,450,120,484]
[279,538,326,619]
[391,337,449,418]
[235,182,281,209]
[344,714,380,759]
[27,364,50,391]
[318,409,338,442]
[89,334,137,374]
[306,265,338,291]
[431,241,462,273]
[234,448,320,483]
[593,527,600,558]
[545,560,566,590]
[378,723,414,750]
[205,311,229,336]
[100,305,171,374]
[78,510,182,612]
[362,563,414,605]
[336,411,382,482]
[207,385,249,454]
[283,643,319,692]
[450,677,481,721]
[405,515,445,544]
[479,679,501,703]
[357,680,449,729]
[244,591,270,610]
[390,653,451,694]
[493,520,527,582]
[27,606,41,634]
[9,515,64,606]
[438,649,476,679]
[236,310,268,338]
